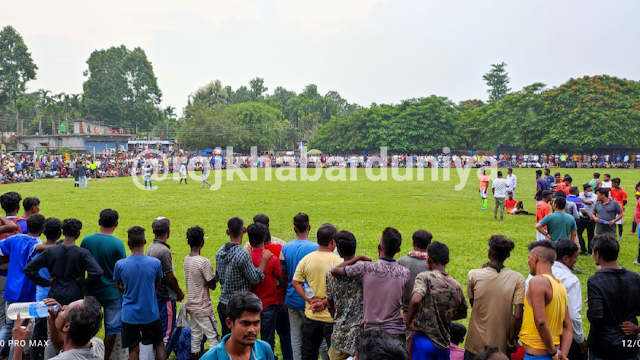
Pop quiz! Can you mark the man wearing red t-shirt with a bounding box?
[535,191,552,240]
[610,178,628,241]
[248,222,287,356]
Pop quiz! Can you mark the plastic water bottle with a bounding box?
[7,302,60,320]
[600,219,608,224]
[302,281,315,299]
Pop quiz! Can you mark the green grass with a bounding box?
[7,168,640,353]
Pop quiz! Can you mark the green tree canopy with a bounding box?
[483,62,511,103]
[0,25,37,134]
[83,45,163,130]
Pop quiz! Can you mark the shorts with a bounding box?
[616,216,624,225]
[190,315,220,353]
[480,189,488,199]
[103,297,123,335]
[509,208,518,215]
[121,319,164,349]
[536,231,546,241]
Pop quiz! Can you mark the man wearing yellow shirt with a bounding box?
[292,224,342,360]
[520,241,572,360]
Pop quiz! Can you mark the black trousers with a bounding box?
[217,302,231,337]
[567,340,588,360]
[301,317,333,360]
[577,217,595,253]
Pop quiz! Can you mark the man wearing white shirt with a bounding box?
[492,171,509,221]
[551,240,587,359]
[506,168,517,195]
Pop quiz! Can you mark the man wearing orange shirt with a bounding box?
[555,175,572,196]
[506,191,533,216]
[479,169,490,210]
[536,191,553,241]
[610,178,627,241]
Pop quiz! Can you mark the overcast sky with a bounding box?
[3,0,640,115]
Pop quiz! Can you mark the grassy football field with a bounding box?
[5,167,640,355]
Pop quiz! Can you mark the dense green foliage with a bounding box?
[83,46,164,129]
[0,25,38,134]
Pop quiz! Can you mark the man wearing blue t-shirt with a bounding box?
[201,292,274,360]
[279,213,319,360]
[114,226,165,360]
[0,214,45,355]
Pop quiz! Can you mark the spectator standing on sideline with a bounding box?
[587,235,640,360]
[292,224,341,360]
[280,213,319,360]
[0,214,45,355]
[535,197,578,244]
[535,191,553,241]
[27,218,62,360]
[248,223,285,356]
[587,172,601,192]
[146,217,185,346]
[114,226,166,360]
[506,168,517,195]
[464,236,525,360]
[184,226,220,359]
[579,185,597,255]
[24,219,103,306]
[591,188,622,237]
[243,214,287,253]
[331,228,409,343]
[397,230,431,354]
[255,216,293,360]
[326,231,363,360]
[535,170,549,202]
[610,178,628,241]
[81,209,127,360]
[550,240,587,360]
[406,242,468,360]
[544,169,554,188]
[519,241,572,360]
[215,217,269,337]
[601,174,612,190]
[20,197,40,232]
[200,292,274,360]
[492,171,509,221]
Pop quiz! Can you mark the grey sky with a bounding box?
[3,0,640,115]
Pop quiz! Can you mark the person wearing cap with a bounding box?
[146,217,185,347]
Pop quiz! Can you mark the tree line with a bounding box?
[1,24,639,152]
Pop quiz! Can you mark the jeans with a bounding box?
[217,302,231,337]
[524,354,551,360]
[80,176,88,188]
[301,317,332,360]
[288,308,305,360]
[275,302,293,360]
[261,305,278,353]
[103,297,123,335]
[0,301,14,355]
[494,197,505,219]
[578,217,595,253]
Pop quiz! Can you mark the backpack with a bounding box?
[0,218,25,270]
